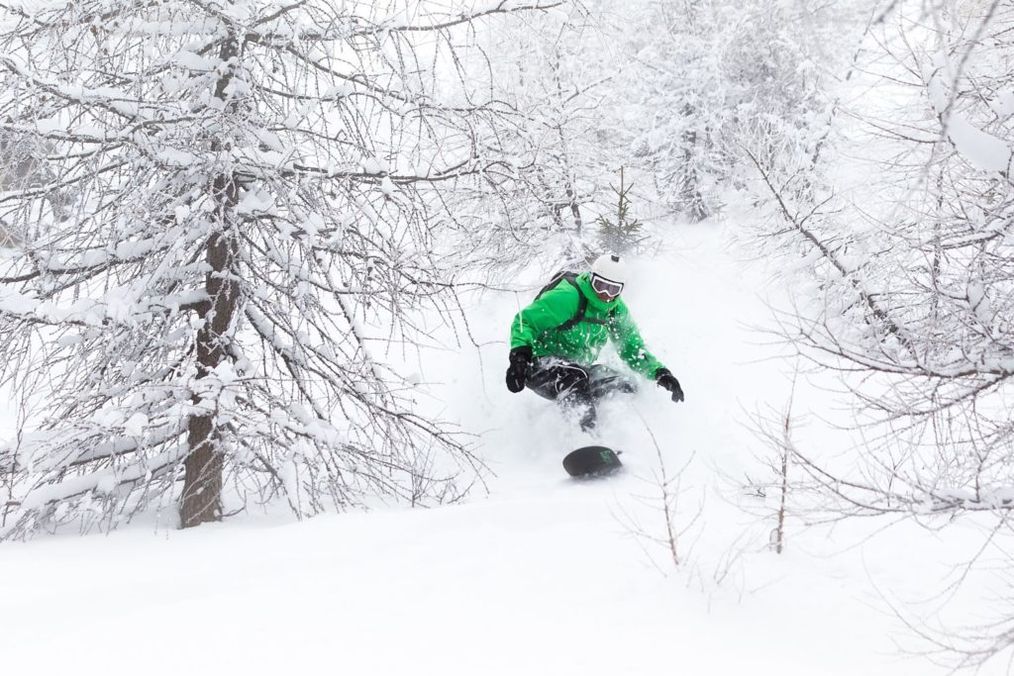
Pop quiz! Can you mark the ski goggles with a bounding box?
[590,274,624,298]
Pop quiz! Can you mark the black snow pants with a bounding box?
[525,356,637,431]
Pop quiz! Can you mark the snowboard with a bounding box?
[563,445,623,478]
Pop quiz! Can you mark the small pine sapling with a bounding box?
[596,167,645,254]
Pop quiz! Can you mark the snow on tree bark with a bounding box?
[181,33,243,528]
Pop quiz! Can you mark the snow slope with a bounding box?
[1,222,1007,675]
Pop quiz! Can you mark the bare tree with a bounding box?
[615,413,703,574]
[756,0,1014,514]
[748,0,1014,664]
[474,2,619,268]
[742,388,800,555]
[625,0,864,221]
[0,0,561,537]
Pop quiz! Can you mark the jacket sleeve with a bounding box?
[609,301,666,379]
[510,283,580,349]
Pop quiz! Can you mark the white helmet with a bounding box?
[591,253,626,284]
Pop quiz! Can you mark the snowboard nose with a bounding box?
[563,445,623,478]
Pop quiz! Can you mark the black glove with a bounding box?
[506,346,533,393]
[655,367,684,403]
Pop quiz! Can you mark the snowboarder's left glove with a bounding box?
[655,368,684,403]
[506,346,533,393]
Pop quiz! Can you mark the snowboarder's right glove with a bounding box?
[506,346,533,393]
[655,368,684,403]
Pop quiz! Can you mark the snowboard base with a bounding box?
[563,445,623,478]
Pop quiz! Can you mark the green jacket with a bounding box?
[509,272,666,379]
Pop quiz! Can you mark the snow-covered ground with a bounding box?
[1,221,1006,675]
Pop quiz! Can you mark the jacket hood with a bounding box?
[576,272,621,312]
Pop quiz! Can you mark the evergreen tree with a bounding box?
[596,168,644,254]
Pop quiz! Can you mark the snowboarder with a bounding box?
[506,254,684,431]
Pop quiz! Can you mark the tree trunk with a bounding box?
[180,224,239,528]
[180,35,241,529]
[680,105,707,222]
